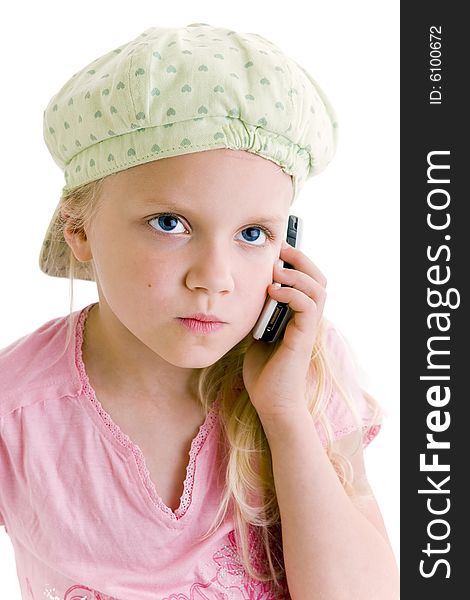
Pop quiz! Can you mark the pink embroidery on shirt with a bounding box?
[159,529,288,599]
[62,584,118,599]
[55,528,288,600]
[26,577,34,599]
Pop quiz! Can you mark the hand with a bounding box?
[243,241,327,422]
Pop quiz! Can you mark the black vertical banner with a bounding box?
[401,3,466,598]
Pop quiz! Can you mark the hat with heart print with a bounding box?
[40,22,338,280]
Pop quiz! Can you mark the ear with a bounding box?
[62,213,93,263]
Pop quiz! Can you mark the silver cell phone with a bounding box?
[252,214,303,343]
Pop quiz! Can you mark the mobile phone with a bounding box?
[252,214,303,343]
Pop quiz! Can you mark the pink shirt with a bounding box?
[0,303,380,600]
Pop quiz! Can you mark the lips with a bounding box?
[177,318,225,334]
[181,312,224,323]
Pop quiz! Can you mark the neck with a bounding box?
[82,302,201,411]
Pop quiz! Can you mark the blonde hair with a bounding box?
[46,177,383,594]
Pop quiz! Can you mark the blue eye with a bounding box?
[237,226,267,245]
[147,213,274,245]
[148,214,187,234]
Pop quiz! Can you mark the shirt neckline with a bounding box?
[73,302,220,522]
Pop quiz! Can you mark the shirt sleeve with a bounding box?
[315,321,383,449]
[0,415,9,528]
[0,417,5,527]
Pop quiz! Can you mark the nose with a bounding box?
[185,239,235,294]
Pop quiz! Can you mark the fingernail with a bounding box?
[276,259,284,268]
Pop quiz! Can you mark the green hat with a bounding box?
[41,22,338,280]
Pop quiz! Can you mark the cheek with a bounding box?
[89,229,150,291]
[238,261,273,308]
[95,242,134,280]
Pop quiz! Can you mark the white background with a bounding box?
[0,0,399,595]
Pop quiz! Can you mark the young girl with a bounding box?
[0,23,399,599]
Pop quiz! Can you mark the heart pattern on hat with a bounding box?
[47,24,336,190]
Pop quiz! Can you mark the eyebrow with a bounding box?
[140,198,287,227]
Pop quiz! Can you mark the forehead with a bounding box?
[108,147,290,178]
[101,148,293,209]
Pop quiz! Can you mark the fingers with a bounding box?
[266,244,326,345]
[273,261,326,304]
[279,241,327,288]
[268,282,327,318]
[270,245,327,322]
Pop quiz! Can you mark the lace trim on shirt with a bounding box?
[74,303,220,521]
[331,423,381,448]
[363,424,381,448]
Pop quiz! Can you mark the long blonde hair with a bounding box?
[44,177,383,594]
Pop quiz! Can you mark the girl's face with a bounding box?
[76,149,293,369]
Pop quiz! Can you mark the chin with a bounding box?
[167,355,221,370]
[165,340,240,369]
